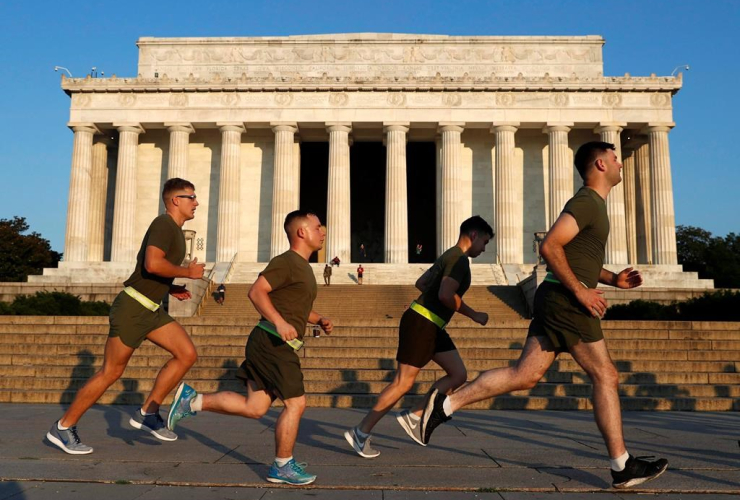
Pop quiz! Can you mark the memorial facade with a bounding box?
[55,34,685,281]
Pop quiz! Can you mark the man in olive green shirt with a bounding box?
[167,210,333,486]
[421,142,669,490]
[47,178,205,455]
[345,216,492,458]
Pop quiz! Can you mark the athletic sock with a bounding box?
[190,394,203,412]
[140,408,156,417]
[442,396,454,417]
[275,456,293,467]
[610,451,630,472]
[57,421,69,431]
[409,412,421,423]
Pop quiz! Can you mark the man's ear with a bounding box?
[594,157,606,172]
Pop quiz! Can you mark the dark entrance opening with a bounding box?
[350,142,385,263]
[407,142,436,263]
[299,142,329,263]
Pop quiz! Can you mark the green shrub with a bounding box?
[0,291,110,316]
[604,290,740,321]
[604,300,678,321]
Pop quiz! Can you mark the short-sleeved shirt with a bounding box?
[548,187,609,289]
[259,250,318,340]
[123,214,186,303]
[415,246,471,323]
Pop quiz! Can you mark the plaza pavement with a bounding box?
[1,404,738,499]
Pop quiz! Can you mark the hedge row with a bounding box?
[604,289,740,321]
[0,291,110,316]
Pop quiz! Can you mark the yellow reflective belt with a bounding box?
[409,301,447,329]
[123,286,160,312]
[257,320,304,351]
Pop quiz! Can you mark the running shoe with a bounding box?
[168,382,198,430]
[421,388,451,444]
[129,410,178,441]
[396,409,426,446]
[344,427,381,458]
[611,455,669,489]
[266,458,316,485]
[46,421,93,455]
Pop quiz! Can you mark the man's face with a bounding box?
[469,232,491,258]
[302,215,325,252]
[172,188,198,220]
[599,150,623,187]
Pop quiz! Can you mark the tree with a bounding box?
[0,217,62,282]
[676,225,740,288]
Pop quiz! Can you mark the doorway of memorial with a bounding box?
[407,142,436,263]
[299,142,329,263]
[351,142,385,263]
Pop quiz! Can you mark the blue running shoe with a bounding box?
[266,459,316,485]
[129,410,177,441]
[167,382,198,431]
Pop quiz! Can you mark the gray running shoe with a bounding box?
[396,409,426,446]
[129,410,178,441]
[344,427,380,458]
[46,421,93,455]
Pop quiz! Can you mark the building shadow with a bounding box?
[0,482,26,499]
[61,349,96,404]
[329,369,370,409]
[217,359,239,392]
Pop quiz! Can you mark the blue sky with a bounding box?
[1,0,738,252]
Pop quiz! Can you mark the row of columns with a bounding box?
[64,121,679,266]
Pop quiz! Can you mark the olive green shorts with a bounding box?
[236,327,305,400]
[108,291,175,349]
[527,281,604,354]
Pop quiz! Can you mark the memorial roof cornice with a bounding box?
[61,74,682,95]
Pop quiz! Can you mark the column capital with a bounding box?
[641,122,675,134]
[490,122,519,133]
[325,122,352,133]
[67,122,101,135]
[165,123,195,134]
[113,123,145,134]
[594,122,627,134]
[217,122,246,133]
[270,122,298,134]
[542,122,573,133]
[383,122,410,133]
[437,122,465,134]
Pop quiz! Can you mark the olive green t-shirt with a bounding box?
[549,186,609,289]
[259,250,318,340]
[123,214,186,303]
[415,246,471,323]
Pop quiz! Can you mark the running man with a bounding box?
[420,142,668,489]
[167,210,333,486]
[344,216,492,458]
[46,178,204,454]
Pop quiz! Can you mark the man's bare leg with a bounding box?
[358,363,421,434]
[201,379,273,418]
[276,395,307,458]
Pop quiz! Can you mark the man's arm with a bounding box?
[415,268,433,292]
[438,277,488,325]
[308,311,333,335]
[144,246,204,279]
[540,213,607,317]
[247,276,298,341]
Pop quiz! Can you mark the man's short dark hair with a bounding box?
[574,141,615,180]
[284,209,318,234]
[460,215,494,238]
[162,178,195,203]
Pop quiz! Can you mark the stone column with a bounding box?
[111,124,143,262]
[270,123,299,258]
[622,147,638,264]
[644,123,678,265]
[595,123,628,264]
[87,137,109,262]
[634,142,653,264]
[216,123,245,262]
[438,123,465,252]
[64,124,98,262]
[544,123,573,227]
[326,123,352,263]
[491,122,522,264]
[435,134,443,256]
[383,123,410,263]
[165,123,194,180]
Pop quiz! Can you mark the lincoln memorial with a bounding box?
[36,34,708,287]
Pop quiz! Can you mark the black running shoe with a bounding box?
[421,388,451,444]
[611,455,668,489]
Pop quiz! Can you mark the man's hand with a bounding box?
[317,317,333,335]
[277,320,299,342]
[576,288,608,318]
[472,311,489,326]
[187,257,205,279]
[169,284,191,301]
[615,267,643,289]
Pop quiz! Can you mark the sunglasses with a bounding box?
[175,195,197,200]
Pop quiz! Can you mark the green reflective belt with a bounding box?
[123,286,160,312]
[543,272,561,285]
[409,301,447,329]
[257,320,304,351]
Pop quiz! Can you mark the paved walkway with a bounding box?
[1,404,738,499]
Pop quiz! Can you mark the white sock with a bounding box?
[57,421,69,431]
[442,397,454,417]
[610,451,630,472]
[190,394,203,412]
[275,456,293,467]
[409,412,421,422]
[140,408,156,416]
